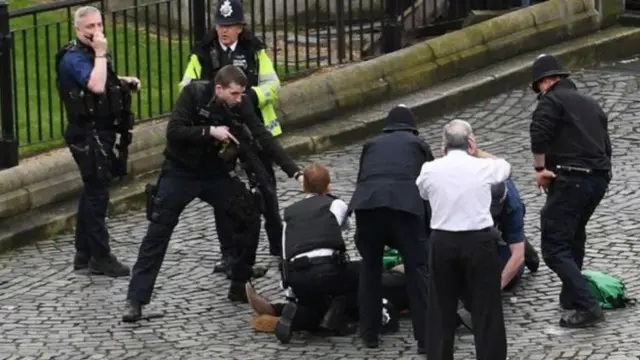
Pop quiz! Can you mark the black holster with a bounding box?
[145,183,158,222]
[69,132,112,183]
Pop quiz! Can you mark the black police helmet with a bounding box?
[215,0,245,26]
[531,54,570,93]
[382,104,418,134]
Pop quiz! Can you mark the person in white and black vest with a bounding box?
[274,163,360,344]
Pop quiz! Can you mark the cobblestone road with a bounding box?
[3,64,640,360]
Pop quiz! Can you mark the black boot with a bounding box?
[225,266,268,280]
[122,300,142,323]
[524,240,540,273]
[73,252,90,270]
[361,338,379,348]
[89,254,130,278]
[559,308,604,328]
[275,302,297,344]
[227,281,248,303]
[320,296,347,331]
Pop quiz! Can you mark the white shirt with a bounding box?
[416,150,511,231]
[219,40,238,53]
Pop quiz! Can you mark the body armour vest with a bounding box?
[55,40,125,127]
[283,194,346,261]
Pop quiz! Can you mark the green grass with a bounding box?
[8,0,316,157]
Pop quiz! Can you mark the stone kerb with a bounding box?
[0,0,617,222]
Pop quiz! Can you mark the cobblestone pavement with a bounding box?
[3,65,640,360]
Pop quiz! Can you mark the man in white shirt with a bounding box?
[274,163,359,344]
[416,119,510,360]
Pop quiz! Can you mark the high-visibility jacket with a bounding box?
[179,31,282,137]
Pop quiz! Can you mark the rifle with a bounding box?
[111,82,134,178]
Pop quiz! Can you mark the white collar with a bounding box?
[219,40,238,52]
[445,149,469,157]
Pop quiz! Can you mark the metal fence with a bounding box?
[0,0,517,169]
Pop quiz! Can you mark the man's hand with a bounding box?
[535,169,556,189]
[296,173,304,189]
[210,126,239,144]
[474,149,495,159]
[91,32,108,55]
[120,76,142,91]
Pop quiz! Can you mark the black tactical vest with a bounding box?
[194,32,260,86]
[283,194,346,261]
[55,40,125,128]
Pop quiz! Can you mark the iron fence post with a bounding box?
[335,0,346,63]
[0,0,18,170]
[381,0,401,54]
[192,0,206,43]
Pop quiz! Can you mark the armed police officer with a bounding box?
[122,65,302,322]
[57,6,140,277]
[349,105,432,353]
[181,0,284,275]
[529,54,612,328]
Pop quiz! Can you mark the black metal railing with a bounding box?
[0,0,517,168]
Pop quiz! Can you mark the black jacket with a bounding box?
[163,80,299,176]
[530,78,612,171]
[348,130,434,217]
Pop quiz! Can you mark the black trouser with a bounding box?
[127,161,259,304]
[286,261,359,331]
[354,208,429,344]
[427,228,506,360]
[540,171,608,312]
[66,129,115,260]
[213,154,282,258]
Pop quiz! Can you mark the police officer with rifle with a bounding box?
[122,65,302,322]
[181,0,285,275]
[56,6,139,278]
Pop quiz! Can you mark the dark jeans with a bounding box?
[540,172,608,312]
[286,262,360,331]
[427,228,507,360]
[66,129,115,259]
[127,161,259,304]
[214,154,282,258]
[355,208,429,344]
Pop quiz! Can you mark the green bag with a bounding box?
[582,270,636,309]
[382,247,403,269]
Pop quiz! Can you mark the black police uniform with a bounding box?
[122,80,299,322]
[274,193,360,344]
[348,106,433,352]
[530,54,611,328]
[191,1,285,267]
[55,40,131,277]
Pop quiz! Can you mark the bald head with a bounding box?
[443,119,473,153]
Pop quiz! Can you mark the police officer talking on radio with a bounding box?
[122,65,302,322]
[56,6,140,278]
[529,54,612,328]
[181,0,284,274]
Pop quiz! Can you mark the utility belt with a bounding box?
[286,251,349,272]
[554,165,610,178]
[61,84,127,118]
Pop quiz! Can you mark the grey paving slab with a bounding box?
[3,65,640,359]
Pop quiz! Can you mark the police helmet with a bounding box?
[531,54,570,93]
[215,0,245,26]
[381,105,418,134]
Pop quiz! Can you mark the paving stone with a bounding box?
[2,66,640,359]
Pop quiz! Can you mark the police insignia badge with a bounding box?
[220,0,233,18]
